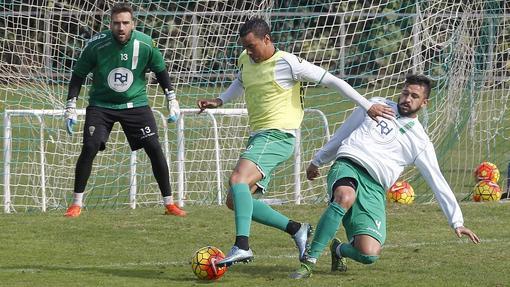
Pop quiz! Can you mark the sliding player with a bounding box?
[290,74,480,279]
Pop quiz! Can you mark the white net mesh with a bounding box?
[1,0,509,211]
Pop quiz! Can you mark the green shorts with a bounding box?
[327,158,387,245]
[240,129,295,192]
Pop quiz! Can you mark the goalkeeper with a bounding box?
[196,17,394,267]
[63,2,185,217]
[290,74,480,279]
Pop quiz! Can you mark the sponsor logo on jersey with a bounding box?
[107,67,133,92]
[369,119,397,144]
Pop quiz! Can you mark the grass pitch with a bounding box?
[0,202,508,287]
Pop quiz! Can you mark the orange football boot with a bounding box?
[64,204,81,217]
[164,203,186,217]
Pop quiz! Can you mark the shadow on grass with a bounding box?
[225,261,355,280]
[1,264,198,284]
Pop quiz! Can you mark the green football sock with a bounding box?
[232,183,253,237]
[251,199,289,231]
[308,202,345,259]
[340,243,379,264]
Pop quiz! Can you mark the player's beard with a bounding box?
[397,103,421,117]
[114,31,131,44]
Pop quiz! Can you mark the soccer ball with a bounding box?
[387,181,415,204]
[472,180,501,202]
[190,246,227,280]
[474,161,500,183]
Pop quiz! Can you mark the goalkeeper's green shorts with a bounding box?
[327,158,387,245]
[240,129,295,193]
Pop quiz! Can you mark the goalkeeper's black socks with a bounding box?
[235,236,250,251]
[143,140,172,197]
[286,220,302,236]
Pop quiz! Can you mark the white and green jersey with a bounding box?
[219,50,373,133]
[72,30,166,109]
[312,97,465,229]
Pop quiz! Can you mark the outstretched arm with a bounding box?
[196,98,223,113]
[455,226,481,244]
[415,144,464,229]
[416,143,480,244]
[320,73,394,121]
[197,78,243,113]
[307,107,365,180]
[280,53,394,121]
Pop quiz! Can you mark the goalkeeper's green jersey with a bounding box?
[72,30,166,109]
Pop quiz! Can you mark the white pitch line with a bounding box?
[383,238,500,248]
[0,238,501,271]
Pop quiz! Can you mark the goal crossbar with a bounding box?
[3,108,329,212]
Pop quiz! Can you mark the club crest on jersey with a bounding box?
[108,67,133,92]
[369,119,397,144]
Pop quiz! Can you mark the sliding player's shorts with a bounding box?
[240,129,295,193]
[327,157,387,245]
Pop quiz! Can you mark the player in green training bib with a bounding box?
[197,17,394,268]
[63,2,185,217]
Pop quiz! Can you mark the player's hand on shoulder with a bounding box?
[165,90,180,123]
[196,98,223,114]
[367,103,394,122]
[455,226,481,244]
[306,163,320,180]
[64,97,77,135]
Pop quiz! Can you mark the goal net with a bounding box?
[1,0,509,212]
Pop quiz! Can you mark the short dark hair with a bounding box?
[111,2,133,18]
[405,74,432,98]
[239,17,271,39]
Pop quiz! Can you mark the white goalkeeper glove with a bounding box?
[165,89,180,123]
[64,97,77,135]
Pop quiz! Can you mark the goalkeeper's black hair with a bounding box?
[111,2,134,17]
[240,17,272,40]
[405,74,432,98]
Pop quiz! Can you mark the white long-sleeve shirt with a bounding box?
[312,97,464,229]
[218,51,373,111]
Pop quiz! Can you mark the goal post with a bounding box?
[2,108,330,212]
[176,108,331,207]
[1,1,509,212]
[2,108,171,212]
